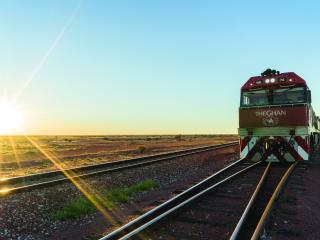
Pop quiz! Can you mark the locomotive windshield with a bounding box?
[241,87,306,107]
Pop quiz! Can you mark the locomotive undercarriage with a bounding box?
[240,135,309,162]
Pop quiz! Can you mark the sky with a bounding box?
[0,0,320,135]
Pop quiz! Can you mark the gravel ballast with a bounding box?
[266,152,320,240]
[0,146,238,240]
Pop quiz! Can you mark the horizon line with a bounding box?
[0,133,238,137]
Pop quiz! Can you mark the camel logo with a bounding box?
[262,117,279,126]
[256,109,286,127]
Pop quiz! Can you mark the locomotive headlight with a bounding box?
[265,79,270,83]
[270,78,275,83]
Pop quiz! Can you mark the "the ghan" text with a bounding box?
[255,110,286,117]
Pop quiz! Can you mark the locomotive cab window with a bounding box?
[241,87,306,107]
[273,87,305,104]
[241,90,269,106]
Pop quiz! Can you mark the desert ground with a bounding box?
[0,135,237,178]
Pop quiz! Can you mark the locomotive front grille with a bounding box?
[238,127,308,137]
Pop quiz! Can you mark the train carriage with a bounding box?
[239,70,320,162]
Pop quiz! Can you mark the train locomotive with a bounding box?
[239,69,320,162]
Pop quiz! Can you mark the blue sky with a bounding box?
[1,0,319,134]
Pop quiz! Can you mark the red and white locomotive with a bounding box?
[239,69,320,162]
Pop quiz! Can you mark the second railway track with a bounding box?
[0,142,237,196]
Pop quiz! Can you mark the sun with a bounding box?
[0,102,24,134]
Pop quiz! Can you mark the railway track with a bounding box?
[100,161,296,240]
[230,162,297,240]
[0,142,237,196]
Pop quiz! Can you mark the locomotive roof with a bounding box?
[241,72,307,91]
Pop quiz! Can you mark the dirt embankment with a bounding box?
[0,135,238,177]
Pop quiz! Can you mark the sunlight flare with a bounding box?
[8,135,22,170]
[0,188,12,195]
[23,135,121,225]
[0,102,24,134]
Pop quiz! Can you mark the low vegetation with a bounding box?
[52,179,159,221]
[52,197,96,220]
[24,149,38,155]
[136,146,146,153]
[175,135,182,141]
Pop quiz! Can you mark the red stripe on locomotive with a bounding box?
[239,106,308,128]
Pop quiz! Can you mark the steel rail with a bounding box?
[229,162,271,240]
[250,162,297,240]
[229,162,297,240]
[0,142,238,196]
[100,159,262,240]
